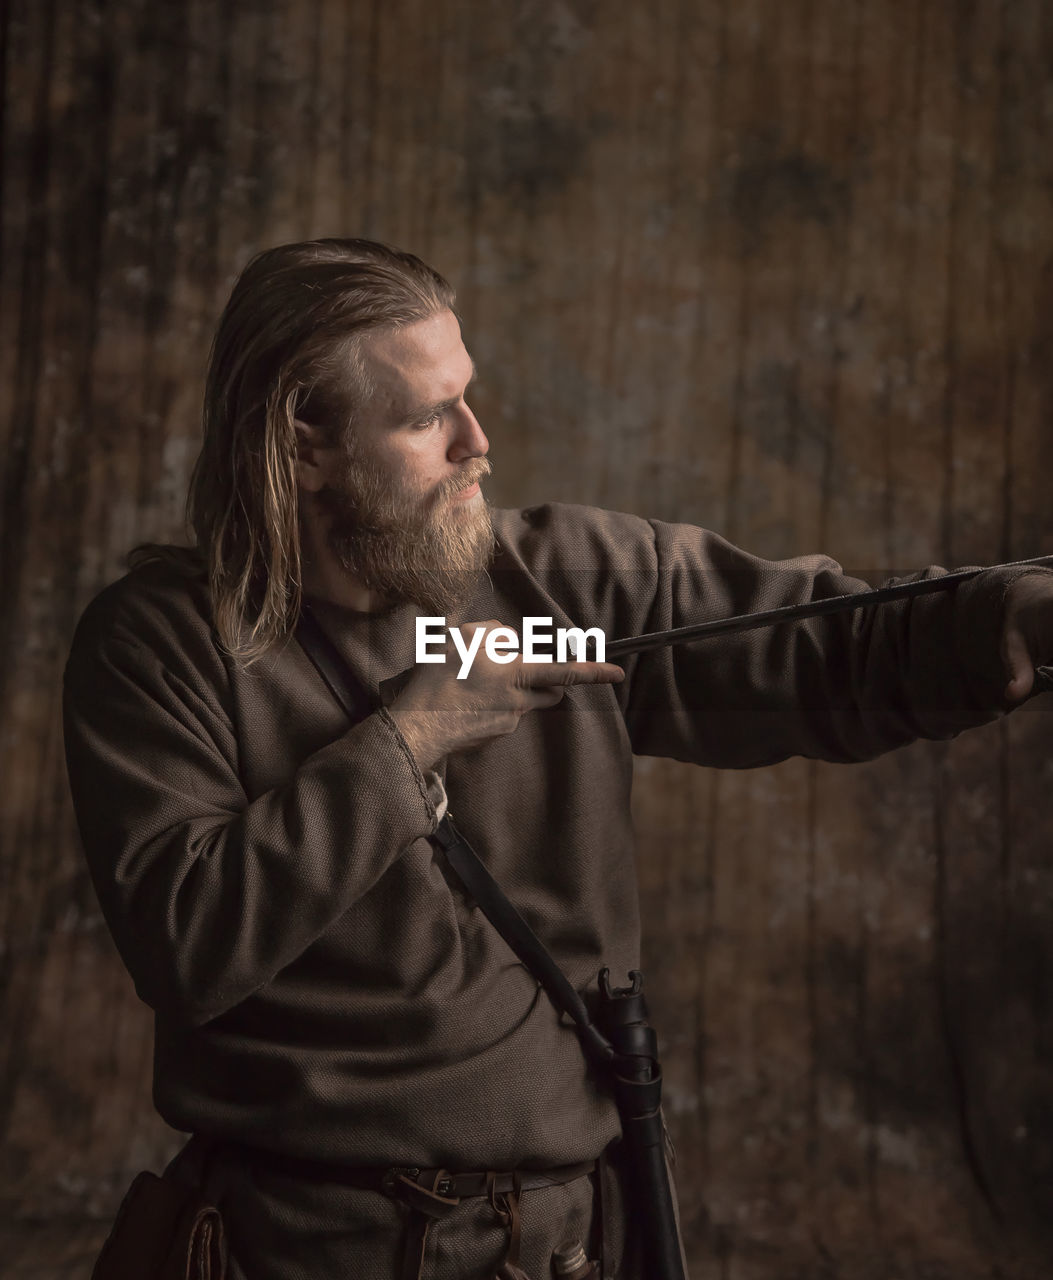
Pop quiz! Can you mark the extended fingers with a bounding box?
[517,660,624,688]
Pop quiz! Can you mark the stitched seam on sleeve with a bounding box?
[377,706,437,820]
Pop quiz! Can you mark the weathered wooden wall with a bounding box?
[3,1,1053,1276]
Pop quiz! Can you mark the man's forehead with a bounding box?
[358,310,472,410]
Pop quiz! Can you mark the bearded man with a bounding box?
[64,238,1053,1280]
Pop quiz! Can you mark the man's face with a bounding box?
[314,309,494,613]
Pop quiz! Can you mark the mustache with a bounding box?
[431,457,493,503]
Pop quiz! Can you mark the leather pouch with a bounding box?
[91,1170,226,1280]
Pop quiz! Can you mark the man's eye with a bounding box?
[415,412,442,430]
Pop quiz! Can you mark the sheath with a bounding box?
[62,503,1036,1278]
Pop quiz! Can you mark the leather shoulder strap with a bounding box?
[431,816,613,1068]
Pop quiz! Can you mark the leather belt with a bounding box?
[381,1160,595,1199]
[229,1143,594,1198]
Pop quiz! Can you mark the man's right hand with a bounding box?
[386,620,625,771]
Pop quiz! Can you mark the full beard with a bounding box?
[317,454,495,616]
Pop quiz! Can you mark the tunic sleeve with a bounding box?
[63,607,438,1030]
[621,518,1050,768]
[495,504,1048,770]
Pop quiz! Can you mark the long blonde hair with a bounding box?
[147,239,455,665]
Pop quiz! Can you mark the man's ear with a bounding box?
[294,419,332,494]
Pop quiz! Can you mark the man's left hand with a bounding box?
[1002,572,1053,702]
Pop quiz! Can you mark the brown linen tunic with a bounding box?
[62,503,1033,1279]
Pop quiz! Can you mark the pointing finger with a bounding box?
[519,661,625,688]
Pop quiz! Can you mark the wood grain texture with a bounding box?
[2,1,1052,1275]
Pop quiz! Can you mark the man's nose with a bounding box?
[448,404,489,461]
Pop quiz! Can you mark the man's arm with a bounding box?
[63,620,439,1030]
[491,504,1053,769]
[622,518,1053,768]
